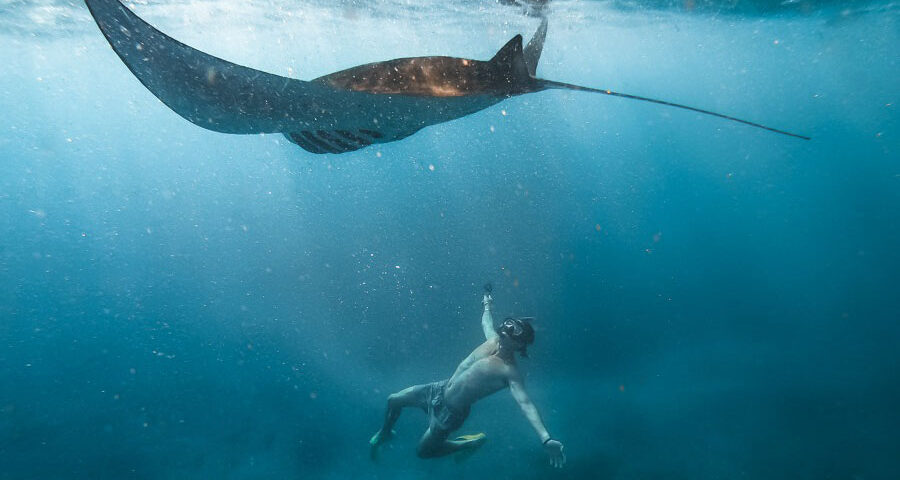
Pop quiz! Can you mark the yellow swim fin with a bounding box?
[454,432,486,443]
[453,432,487,463]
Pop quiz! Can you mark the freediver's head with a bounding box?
[497,317,535,357]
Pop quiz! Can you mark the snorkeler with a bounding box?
[369,284,566,467]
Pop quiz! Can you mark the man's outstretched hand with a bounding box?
[482,294,493,307]
[544,439,566,468]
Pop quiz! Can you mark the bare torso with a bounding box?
[444,337,516,411]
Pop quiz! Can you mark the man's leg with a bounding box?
[416,428,487,458]
[371,384,428,447]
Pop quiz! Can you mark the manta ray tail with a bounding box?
[524,17,548,77]
[539,79,810,140]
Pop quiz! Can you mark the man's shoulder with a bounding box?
[474,337,499,352]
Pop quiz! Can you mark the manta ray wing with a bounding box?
[85,0,339,133]
[523,17,547,77]
[86,0,429,146]
[85,0,503,153]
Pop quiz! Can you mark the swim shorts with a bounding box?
[415,380,470,434]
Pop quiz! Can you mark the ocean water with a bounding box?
[1,0,898,479]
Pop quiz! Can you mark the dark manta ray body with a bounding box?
[85,0,808,155]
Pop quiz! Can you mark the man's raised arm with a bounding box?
[481,291,498,341]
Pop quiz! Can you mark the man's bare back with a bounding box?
[369,288,566,468]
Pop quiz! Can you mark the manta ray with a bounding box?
[85,0,809,154]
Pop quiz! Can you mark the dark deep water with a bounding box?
[1,0,898,479]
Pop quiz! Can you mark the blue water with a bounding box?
[1,1,898,479]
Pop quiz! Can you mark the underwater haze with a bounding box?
[1,0,898,479]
